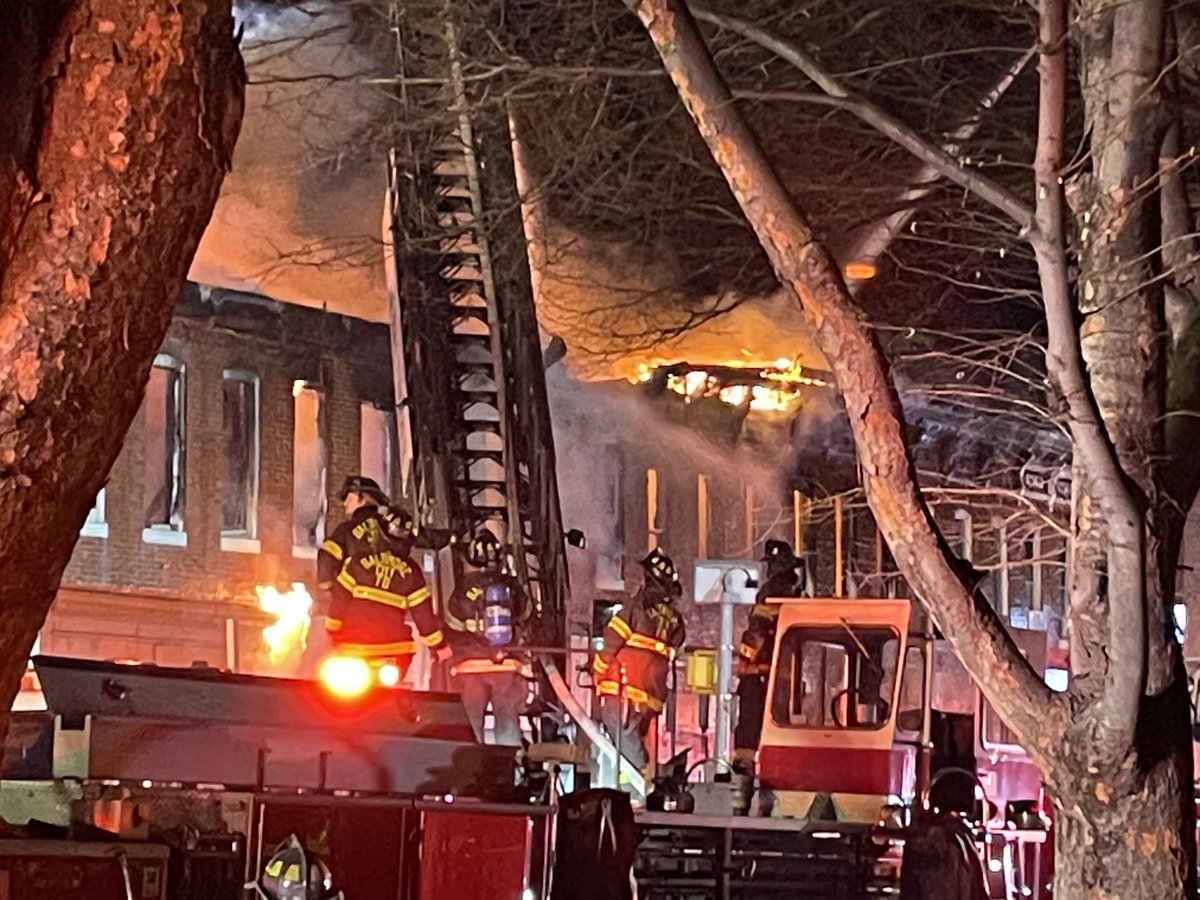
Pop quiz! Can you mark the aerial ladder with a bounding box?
[383,2,566,643]
[382,1,644,792]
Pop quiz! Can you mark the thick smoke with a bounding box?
[193,1,389,315]
[547,362,840,640]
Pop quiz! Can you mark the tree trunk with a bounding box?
[1053,696,1194,897]
[0,0,243,734]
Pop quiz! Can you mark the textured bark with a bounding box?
[1053,676,1194,898]
[622,0,1065,770]
[0,0,244,733]
[1071,0,1168,689]
[1053,2,1195,895]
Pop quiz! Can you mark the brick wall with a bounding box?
[44,286,394,671]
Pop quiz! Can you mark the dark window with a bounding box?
[143,356,186,531]
[771,624,899,730]
[222,371,260,536]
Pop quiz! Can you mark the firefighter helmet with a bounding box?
[338,474,388,506]
[641,548,679,593]
[467,529,504,568]
[388,508,422,542]
[249,835,343,900]
[761,539,800,573]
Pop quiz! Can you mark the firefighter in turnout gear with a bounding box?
[733,539,805,773]
[594,548,686,770]
[317,476,448,682]
[445,529,529,745]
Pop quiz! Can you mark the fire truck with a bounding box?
[600,594,1051,899]
[0,588,1052,900]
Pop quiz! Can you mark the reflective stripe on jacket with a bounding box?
[319,507,444,654]
[594,592,685,710]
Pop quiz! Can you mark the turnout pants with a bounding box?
[734,674,766,754]
[455,670,528,745]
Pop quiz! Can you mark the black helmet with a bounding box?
[761,539,799,571]
[467,529,504,568]
[338,474,388,506]
[382,505,418,552]
[641,548,679,591]
[382,505,417,540]
[248,835,343,900]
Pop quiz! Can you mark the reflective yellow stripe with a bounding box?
[751,604,778,618]
[738,643,757,660]
[318,580,333,590]
[320,539,344,561]
[422,629,444,647]
[593,655,609,674]
[326,618,343,633]
[336,572,431,611]
[353,585,411,608]
[331,640,416,656]
[596,680,663,712]
[626,633,671,656]
[608,616,633,640]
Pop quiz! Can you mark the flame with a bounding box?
[642,357,828,414]
[256,583,313,667]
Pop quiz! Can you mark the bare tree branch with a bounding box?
[688,0,1037,229]
[841,45,1036,279]
[624,0,1063,763]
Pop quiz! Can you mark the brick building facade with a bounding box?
[39,285,395,674]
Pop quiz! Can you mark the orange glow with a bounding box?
[318,655,372,698]
[256,583,313,667]
[844,261,878,281]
